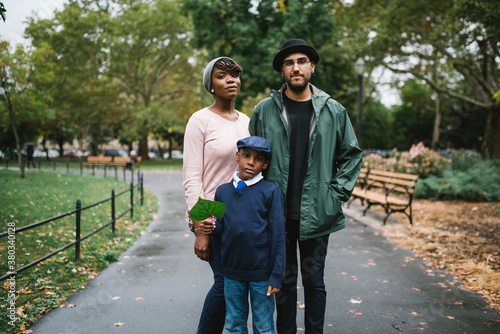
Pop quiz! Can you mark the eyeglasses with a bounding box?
[283,58,310,68]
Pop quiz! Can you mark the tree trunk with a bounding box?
[6,90,24,178]
[138,135,149,161]
[482,106,500,159]
[431,93,441,150]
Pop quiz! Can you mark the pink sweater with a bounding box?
[183,107,250,210]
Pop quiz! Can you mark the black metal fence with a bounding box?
[1,159,140,182]
[0,172,144,282]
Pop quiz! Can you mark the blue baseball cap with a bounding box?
[236,136,271,160]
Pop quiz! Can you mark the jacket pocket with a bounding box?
[325,183,342,217]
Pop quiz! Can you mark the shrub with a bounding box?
[415,159,500,201]
[363,142,449,178]
[362,144,500,201]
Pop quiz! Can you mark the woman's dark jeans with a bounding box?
[276,219,329,334]
[197,234,225,334]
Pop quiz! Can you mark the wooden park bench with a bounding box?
[82,156,142,167]
[348,169,419,225]
[82,156,112,166]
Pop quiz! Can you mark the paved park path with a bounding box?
[30,171,500,333]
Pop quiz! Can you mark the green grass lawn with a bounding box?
[0,170,159,333]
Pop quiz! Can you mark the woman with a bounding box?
[183,57,250,334]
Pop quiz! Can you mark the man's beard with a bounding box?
[286,76,309,93]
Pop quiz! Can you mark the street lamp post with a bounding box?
[355,57,365,149]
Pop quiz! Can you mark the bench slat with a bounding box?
[349,168,419,225]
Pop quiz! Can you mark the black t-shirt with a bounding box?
[283,93,313,219]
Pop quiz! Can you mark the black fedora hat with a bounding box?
[272,39,320,72]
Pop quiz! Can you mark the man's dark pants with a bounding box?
[276,218,329,333]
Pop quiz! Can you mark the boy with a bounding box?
[201,136,285,334]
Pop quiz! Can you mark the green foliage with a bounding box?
[415,159,500,201]
[362,100,393,149]
[0,2,5,22]
[26,2,124,155]
[181,0,338,103]
[389,80,435,150]
[0,41,55,176]
[188,197,226,221]
[363,144,500,201]
[0,170,158,333]
[338,0,500,157]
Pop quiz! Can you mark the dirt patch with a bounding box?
[380,200,500,310]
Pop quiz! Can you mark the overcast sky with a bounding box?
[1,0,67,45]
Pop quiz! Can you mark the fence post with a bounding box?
[123,167,126,182]
[80,163,83,176]
[111,189,116,233]
[75,199,81,261]
[92,164,95,176]
[66,162,69,173]
[114,166,117,179]
[104,165,107,177]
[140,173,144,206]
[130,182,134,219]
[53,161,56,171]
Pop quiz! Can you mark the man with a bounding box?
[249,39,362,333]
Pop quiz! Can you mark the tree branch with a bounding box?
[383,63,493,108]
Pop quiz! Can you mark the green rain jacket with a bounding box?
[250,84,363,241]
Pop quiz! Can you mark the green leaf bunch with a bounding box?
[189,197,226,221]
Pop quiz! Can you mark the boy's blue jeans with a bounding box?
[276,218,330,334]
[197,234,225,334]
[224,278,276,334]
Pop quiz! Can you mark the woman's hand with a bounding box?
[194,232,210,261]
[192,218,213,261]
[267,286,280,296]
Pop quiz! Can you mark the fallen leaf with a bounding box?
[349,298,362,304]
[111,296,121,300]
[135,297,143,301]
[114,322,124,327]
[445,315,455,320]
[392,324,406,332]
[410,312,423,316]
[298,302,305,309]
[413,288,421,292]
[59,303,76,308]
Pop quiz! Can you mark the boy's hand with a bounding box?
[267,285,280,296]
[199,217,216,235]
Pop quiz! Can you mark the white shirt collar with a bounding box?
[233,171,263,188]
